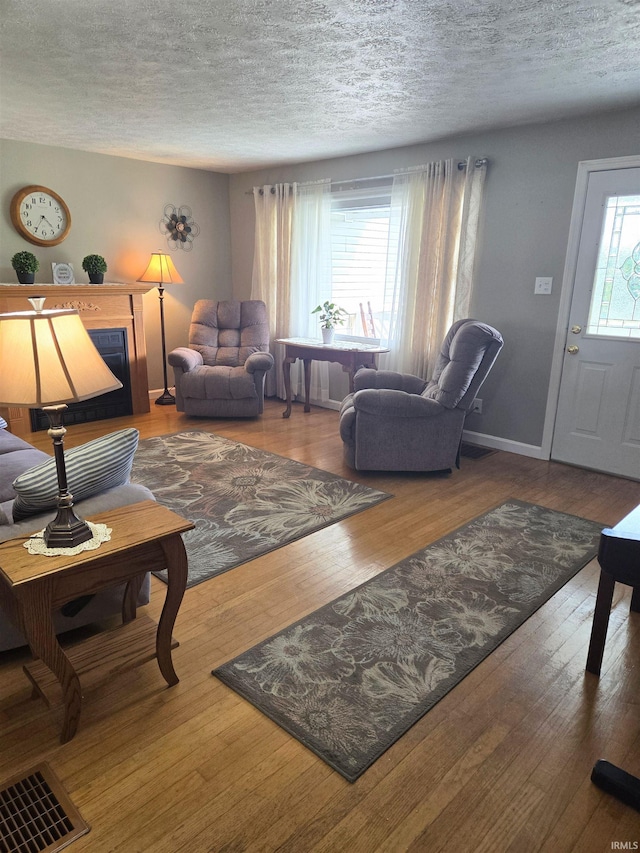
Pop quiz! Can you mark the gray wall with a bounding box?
[0,140,231,391]
[229,107,640,449]
[2,108,638,445]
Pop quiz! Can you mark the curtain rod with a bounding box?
[246,158,489,195]
[331,158,489,188]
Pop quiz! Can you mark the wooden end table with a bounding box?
[586,503,640,810]
[586,503,640,676]
[0,500,194,743]
[276,337,389,418]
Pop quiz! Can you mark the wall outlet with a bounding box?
[471,398,483,414]
[534,276,553,294]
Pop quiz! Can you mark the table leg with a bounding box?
[20,580,82,743]
[586,570,616,676]
[157,534,188,686]
[282,356,294,418]
[122,572,146,623]
[303,358,312,412]
[343,361,357,393]
[345,354,376,392]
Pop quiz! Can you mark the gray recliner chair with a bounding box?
[339,319,503,472]
[168,300,274,418]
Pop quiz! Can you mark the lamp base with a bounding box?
[155,389,176,406]
[44,507,94,548]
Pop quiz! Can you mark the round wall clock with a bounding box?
[10,185,72,246]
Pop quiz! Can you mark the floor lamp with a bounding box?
[0,298,123,547]
[137,252,184,405]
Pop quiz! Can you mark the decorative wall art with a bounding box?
[159,204,200,251]
[51,262,75,284]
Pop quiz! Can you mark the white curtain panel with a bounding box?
[251,183,297,398]
[290,179,332,403]
[380,157,487,378]
[251,179,332,402]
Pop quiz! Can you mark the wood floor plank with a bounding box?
[2,400,639,851]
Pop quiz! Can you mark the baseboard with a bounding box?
[319,396,548,460]
[149,387,175,400]
[317,398,342,411]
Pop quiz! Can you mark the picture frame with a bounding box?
[51,262,75,284]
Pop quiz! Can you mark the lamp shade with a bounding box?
[0,307,122,407]
[137,252,184,285]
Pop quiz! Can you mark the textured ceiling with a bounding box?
[1,0,639,173]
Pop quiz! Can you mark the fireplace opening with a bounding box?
[30,328,133,431]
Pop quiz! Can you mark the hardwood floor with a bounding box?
[1,401,639,851]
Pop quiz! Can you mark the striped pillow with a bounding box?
[12,428,139,521]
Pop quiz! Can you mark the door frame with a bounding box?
[541,154,640,460]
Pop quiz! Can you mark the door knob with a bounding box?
[567,345,579,354]
[570,325,582,334]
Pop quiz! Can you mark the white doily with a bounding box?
[24,522,112,556]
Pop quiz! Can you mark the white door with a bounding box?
[551,166,640,479]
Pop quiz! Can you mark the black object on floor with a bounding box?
[591,759,640,811]
[460,442,496,459]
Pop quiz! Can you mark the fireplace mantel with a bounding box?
[0,282,154,437]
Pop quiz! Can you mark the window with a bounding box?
[586,193,640,339]
[329,186,396,339]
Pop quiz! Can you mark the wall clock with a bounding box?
[10,185,72,246]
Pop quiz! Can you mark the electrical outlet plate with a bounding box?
[535,276,553,294]
[472,398,482,414]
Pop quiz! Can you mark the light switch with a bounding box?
[535,277,553,294]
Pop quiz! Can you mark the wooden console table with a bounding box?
[0,500,194,743]
[0,282,154,437]
[277,337,389,418]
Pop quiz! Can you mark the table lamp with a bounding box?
[137,252,184,405]
[0,298,122,547]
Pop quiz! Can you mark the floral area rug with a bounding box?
[130,431,390,588]
[212,500,602,782]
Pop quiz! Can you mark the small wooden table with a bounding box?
[277,337,389,418]
[0,500,194,743]
[586,504,640,676]
[586,504,640,811]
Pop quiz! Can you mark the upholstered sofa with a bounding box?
[0,424,154,651]
[168,300,274,418]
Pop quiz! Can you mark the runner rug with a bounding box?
[130,430,390,588]
[212,500,602,782]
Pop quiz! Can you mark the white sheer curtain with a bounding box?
[251,183,297,398]
[381,156,487,377]
[251,179,332,401]
[290,179,332,403]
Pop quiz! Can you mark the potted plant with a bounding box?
[312,301,348,344]
[11,251,39,284]
[82,254,107,284]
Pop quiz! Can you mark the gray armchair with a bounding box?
[339,319,503,472]
[168,300,274,418]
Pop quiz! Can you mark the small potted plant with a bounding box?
[11,251,39,284]
[312,301,348,344]
[82,254,107,284]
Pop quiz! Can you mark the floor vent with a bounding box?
[0,763,89,853]
[460,442,497,459]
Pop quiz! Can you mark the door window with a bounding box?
[586,193,640,339]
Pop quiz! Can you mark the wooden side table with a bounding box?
[276,337,389,418]
[586,503,640,676]
[0,500,194,743]
[586,504,640,812]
